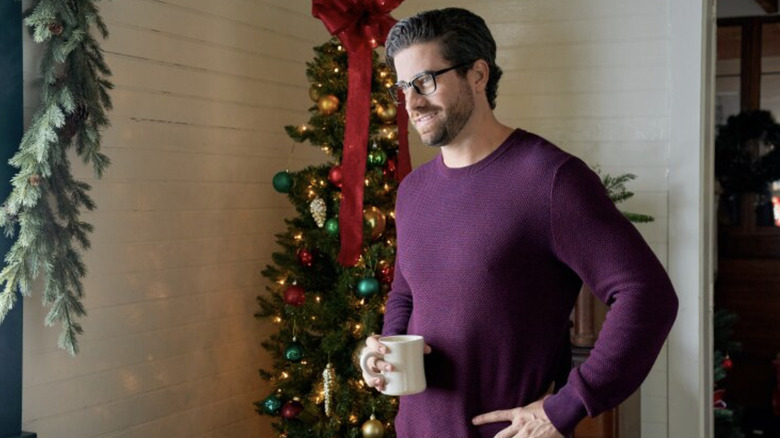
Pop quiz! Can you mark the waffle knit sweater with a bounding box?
[381,129,678,437]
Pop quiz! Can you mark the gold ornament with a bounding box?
[379,126,397,140]
[376,103,397,123]
[318,95,340,115]
[323,362,335,417]
[311,197,327,228]
[363,206,386,240]
[361,414,385,438]
[309,83,323,102]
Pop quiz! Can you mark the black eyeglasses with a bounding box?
[388,62,472,103]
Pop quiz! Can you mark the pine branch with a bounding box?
[0,0,112,354]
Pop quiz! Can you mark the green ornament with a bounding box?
[285,339,305,362]
[261,394,282,415]
[357,277,380,298]
[368,148,387,167]
[325,218,339,236]
[272,171,294,193]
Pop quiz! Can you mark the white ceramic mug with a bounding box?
[360,335,427,396]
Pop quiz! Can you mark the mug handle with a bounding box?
[359,348,384,380]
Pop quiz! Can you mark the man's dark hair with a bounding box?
[385,8,503,109]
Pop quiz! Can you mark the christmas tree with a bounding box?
[255,38,404,438]
[714,309,744,438]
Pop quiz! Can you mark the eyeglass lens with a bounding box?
[389,73,436,103]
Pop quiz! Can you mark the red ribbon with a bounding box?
[312,0,410,267]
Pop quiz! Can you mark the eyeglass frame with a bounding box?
[388,61,473,104]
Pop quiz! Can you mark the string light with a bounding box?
[273,316,282,324]
[294,233,303,241]
[281,372,289,379]
[277,278,287,285]
[315,296,321,303]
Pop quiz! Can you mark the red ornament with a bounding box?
[281,400,304,419]
[383,157,397,179]
[713,389,727,409]
[283,285,306,307]
[379,264,394,285]
[297,248,314,267]
[723,355,733,371]
[328,165,343,188]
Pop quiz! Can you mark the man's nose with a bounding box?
[404,87,426,112]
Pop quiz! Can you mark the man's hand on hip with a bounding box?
[471,396,563,438]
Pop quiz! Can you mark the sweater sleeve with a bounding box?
[542,157,679,435]
[381,182,413,336]
[381,252,413,336]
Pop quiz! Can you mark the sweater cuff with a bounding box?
[543,384,588,436]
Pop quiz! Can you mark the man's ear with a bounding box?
[471,59,490,93]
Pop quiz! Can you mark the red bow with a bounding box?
[313,0,411,267]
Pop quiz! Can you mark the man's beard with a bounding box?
[413,83,475,147]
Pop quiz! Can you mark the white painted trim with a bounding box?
[665,0,713,437]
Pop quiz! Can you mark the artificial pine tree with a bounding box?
[714,309,745,438]
[0,0,112,355]
[256,38,403,438]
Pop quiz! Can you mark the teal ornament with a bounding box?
[261,394,282,415]
[272,171,294,193]
[368,148,387,167]
[357,277,380,298]
[284,339,305,362]
[325,218,339,236]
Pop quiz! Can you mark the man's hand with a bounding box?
[359,334,432,392]
[471,397,563,438]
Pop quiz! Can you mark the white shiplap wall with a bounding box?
[21,0,329,437]
[19,0,708,437]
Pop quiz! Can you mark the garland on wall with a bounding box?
[0,0,112,355]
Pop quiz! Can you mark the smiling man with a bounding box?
[359,8,679,438]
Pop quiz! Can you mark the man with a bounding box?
[360,8,678,438]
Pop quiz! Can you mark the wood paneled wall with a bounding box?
[21,1,328,437]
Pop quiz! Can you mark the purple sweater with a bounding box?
[381,129,678,437]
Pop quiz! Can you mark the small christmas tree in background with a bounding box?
[714,309,744,438]
[255,38,403,438]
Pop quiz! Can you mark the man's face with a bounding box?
[393,42,475,147]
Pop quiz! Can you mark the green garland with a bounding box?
[0,0,112,354]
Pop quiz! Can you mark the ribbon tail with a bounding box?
[337,47,372,266]
[395,98,411,181]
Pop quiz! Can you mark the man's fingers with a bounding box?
[493,426,521,438]
[471,409,514,425]
[424,343,432,354]
[365,335,387,354]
